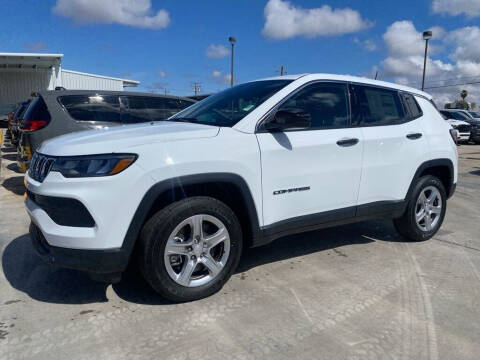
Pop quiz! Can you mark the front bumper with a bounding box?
[25,164,153,250]
[30,222,129,275]
[457,132,470,141]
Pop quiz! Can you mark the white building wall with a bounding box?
[61,70,124,91]
[0,69,53,106]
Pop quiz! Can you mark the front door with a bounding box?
[256,82,363,228]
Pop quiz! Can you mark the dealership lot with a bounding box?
[1,132,479,359]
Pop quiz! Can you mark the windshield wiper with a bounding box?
[167,117,198,123]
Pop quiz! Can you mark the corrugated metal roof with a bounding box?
[62,69,139,86]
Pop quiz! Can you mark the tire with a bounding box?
[138,196,243,302]
[393,175,447,241]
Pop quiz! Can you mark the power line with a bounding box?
[425,75,480,85]
[424,81,480,90]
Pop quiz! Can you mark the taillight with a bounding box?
[21,119,48,132]
[449,129,458,144]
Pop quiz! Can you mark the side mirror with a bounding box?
[264,108,311,132]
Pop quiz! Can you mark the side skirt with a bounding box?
[252,200,406,247]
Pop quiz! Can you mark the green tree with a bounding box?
[471,102,477,110]
[461,90,468,100]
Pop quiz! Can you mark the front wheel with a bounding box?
[138,196,243,302]
[393,175,447,241]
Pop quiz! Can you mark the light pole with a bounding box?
[421,30,432,91]
[229,36,236,87]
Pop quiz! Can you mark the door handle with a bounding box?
[336,138,359,147]
[406,133,422,140]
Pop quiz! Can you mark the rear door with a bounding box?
[257,81,364,227]
[351,84,429,207]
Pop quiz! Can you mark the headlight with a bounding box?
[51,153,137,178]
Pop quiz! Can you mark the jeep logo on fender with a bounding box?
[273,186,310,195]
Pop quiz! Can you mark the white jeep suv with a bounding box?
[26,74,458,302]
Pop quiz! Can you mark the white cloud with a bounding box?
[206,44,230,59]
[446,27,480,62]
[211,70,231,84]
[354,38,377,52]
[157,71,167,78]
[23,42,47,51]
[262,0,371,40]
[374,21,480,107]
[432,0,480,17]
[52,0,170,29]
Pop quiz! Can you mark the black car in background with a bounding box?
[0,103,18,128]
[17,91,196,172]
[440,109,480,144]
[8,100,31,145]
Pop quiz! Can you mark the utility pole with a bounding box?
[276,65,287,76]
[422,30,432,91]
[192,82,202,95]
[229,36,236,87]
[375,71,378,80]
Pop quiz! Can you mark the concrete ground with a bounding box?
[0,130,479,360]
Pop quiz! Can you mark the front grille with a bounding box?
[457,124,471,133]
[29,152,55,182]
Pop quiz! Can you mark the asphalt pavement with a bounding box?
[1,130,479,360]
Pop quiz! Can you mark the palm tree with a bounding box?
[461,90,468,100]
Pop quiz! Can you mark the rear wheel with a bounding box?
[394,175,447,241]
[138,196,243,302]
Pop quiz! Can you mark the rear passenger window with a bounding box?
[125,97,166,123]
[352,85,405,126]
[401,93,423,120]
[278,82,350,129]
[59,95,121,123]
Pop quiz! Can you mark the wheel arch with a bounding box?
[406,159,455,201]
[120,173,261,258]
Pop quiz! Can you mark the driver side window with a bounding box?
[278,82,350,130]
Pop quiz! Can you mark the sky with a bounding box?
[1,0,480,106]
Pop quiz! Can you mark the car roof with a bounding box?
[256,73,432,99]
[37,90,196,101]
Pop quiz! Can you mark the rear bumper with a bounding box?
[29,222,129,275]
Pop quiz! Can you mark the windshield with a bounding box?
[468,111,480,118]
[169,80,293,127]
[442,111,469,120]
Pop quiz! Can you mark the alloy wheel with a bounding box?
[415,186,442,232]
[164,214,231,287]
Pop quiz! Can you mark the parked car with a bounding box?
[26,74,457,302]
[439,110,472,143]
[0,103,18,128]
[467,111,480,119]
[8,100,31,146]
[441,109,480,144]
[17,91,196,172]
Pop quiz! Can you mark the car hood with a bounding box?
[446,119,470,127]
[39,121,220,156]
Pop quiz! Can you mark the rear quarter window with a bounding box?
[23,97,51,123]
